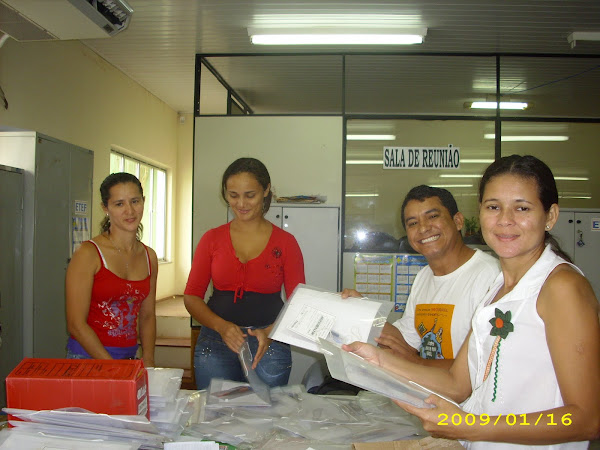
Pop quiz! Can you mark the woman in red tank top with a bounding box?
[65,172,158,368]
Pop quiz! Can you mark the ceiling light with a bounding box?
[567,32,600,49]
[248,27,427,45]
[554,176,589,181]
[429,184,473,188]
[346,160,382,165]
[461,159,494,164]
[439,174,482,178]
[484,134,569,142]
[468,101,528,110]
[559,194,592,199]
[347,134,396,141]
[345,193,380,197]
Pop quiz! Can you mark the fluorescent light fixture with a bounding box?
[559,194,592,199]
[439,174,482,178]
[345,193,380,197]
[347,134,396,141]
[567,31,600,48]
[248,27,426,45]
[439,174,587,182]
[346,160,382,165]
[429,184,473,188]
[484,134,569,142]
[461,159,494,164]
[469,101,528,110]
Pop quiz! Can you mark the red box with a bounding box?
[5,358,149,419]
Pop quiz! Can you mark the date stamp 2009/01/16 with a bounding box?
[437,413,572,427]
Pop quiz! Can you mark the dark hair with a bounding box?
[478,154,572,263]
[401,185,460,227]
[221,157,272,214]
[99,172,144,239]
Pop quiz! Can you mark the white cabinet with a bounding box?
[0,132,94,358]
[553,209,600,298]
[228,204,340,385]
[268,205,340,292]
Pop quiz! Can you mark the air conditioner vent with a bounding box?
[0,0,133,41]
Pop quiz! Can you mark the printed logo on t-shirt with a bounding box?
[414,304,455,359]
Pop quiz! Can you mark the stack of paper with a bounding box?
[2,407,166,449]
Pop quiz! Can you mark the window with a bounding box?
[110,151,168,260]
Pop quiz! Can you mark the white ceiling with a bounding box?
[4,0,600,114]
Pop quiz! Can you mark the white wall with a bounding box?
[193,116,343,247]
[0,38,179,299]
[175,113,194,293]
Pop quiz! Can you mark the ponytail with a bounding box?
[545,232,573,263]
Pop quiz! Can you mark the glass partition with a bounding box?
[500,121,600,208]
[499,57,600,118]
[345,55,497,115]
[203,55,344,114]
[199,64,228,115]
[345,118,495,251]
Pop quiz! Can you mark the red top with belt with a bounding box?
[185,222,305,301]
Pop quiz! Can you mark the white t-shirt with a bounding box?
[393,249,500,359]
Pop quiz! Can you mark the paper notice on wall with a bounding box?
[72,216,90,255]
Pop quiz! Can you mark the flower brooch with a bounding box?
[483,308,514,401]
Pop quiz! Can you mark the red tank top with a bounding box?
[85,240,151,347]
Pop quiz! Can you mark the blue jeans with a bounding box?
[194,326,291,390]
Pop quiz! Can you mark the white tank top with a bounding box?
[462,245,588,450]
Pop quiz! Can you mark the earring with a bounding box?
[545,225,550,230]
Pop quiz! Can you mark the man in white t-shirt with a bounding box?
[344,185,499,368]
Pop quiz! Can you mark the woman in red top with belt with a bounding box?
[66,172,158,368]
[184,157,305,389]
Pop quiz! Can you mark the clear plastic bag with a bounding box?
[238,340,271,405]
[205,379,270,407]
[318,338,460,409]
[147,367,184,407]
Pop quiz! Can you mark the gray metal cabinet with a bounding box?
[552,208,600,298]
[0,132,94,359]
[0,165,24,408]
